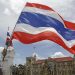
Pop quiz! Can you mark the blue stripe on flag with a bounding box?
[7,32,10,36]
[17,12,75,41]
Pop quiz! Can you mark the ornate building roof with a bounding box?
[35,57,73,64]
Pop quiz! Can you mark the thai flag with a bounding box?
[6,28,12,47]
[12,3,75,54]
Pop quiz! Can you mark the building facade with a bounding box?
[25,55,75,75]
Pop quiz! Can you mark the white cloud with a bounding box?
[51,52,66,58]
[9,0,25,14]
[3,8,11,15]
[0,0,7,4]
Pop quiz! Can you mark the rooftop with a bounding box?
[35,57,73,64]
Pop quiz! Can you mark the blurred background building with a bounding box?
[11,54,75,75]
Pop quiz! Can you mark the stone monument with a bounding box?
[1,46,14,75]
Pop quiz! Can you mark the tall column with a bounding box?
[1,47,14,75]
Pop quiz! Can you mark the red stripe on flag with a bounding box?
[26,2,54,11]
[64,20,75,30]
[26,3,75,31]
[12,31,75,54]
[56,14,75,30]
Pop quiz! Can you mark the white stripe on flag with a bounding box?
[14,24,75,48]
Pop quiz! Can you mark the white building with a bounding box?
[0,46,14,75]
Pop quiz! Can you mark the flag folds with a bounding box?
[12,3,75,54]
[6,30,12,48]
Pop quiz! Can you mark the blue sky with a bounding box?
[0,0,75,64]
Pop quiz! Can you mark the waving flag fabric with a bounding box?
[6,28,13,48]
[12,3,75,54]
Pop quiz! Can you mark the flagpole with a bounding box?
[2,27,10,61]
[10,2,28,40]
